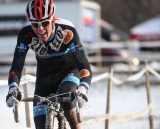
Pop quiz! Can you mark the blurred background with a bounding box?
[0,0,160,129]
[1,0,160,73]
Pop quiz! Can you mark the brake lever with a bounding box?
[75,90,82,123]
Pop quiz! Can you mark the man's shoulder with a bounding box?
[55,18,75,28]
[19,24,34,35]
[19,24,32,33]
[21,24,32,31]
[18,24,34,40]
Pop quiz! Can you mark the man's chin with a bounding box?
[38,36,48,42]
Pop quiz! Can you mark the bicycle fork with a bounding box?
[56,108,66,129]
[45,103,55,129]
[45,103,66,129]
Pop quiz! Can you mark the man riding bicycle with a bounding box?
[6,0,92,128]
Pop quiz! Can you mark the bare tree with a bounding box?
[93,0,160,32]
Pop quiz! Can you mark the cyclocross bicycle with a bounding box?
[13,90,82,129]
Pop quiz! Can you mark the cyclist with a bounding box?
[6,0,92,129]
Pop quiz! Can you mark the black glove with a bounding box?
[6,87,22,107]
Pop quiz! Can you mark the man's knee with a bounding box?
[64,107,81,129]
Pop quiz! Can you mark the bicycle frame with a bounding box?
[13,91,82,129]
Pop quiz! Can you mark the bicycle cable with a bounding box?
[21,91,72,103]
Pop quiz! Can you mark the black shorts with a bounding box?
[33,69,79,129]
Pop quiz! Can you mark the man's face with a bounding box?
[31,20,54,42]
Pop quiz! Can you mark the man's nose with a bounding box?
[37,25,44,30]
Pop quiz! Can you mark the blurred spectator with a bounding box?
[100,19,120,41]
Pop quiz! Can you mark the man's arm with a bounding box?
[8,29,29,89]
[6,27,29,108]
[69,28,92,89]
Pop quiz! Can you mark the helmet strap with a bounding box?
[52,16,56,23]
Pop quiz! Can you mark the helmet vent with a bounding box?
[26,0,55,21]
[37,2,40,7]
[37,10,40,19]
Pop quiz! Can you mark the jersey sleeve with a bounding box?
[8,28,29,89]
[69,27,92,89]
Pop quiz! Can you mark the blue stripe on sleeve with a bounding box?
[61,76,80,86]
[9,82,18,88]
[79,82,90,89]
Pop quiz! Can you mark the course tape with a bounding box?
[47,105,160,129]
[147,65,160,79]
[81,105,160,125]
[0,65,160,86]
[1,65,160,128]
[0,74,36,86]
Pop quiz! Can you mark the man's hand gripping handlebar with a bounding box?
[13,90,82,123]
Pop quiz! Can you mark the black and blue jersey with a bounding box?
[8,18,92,96]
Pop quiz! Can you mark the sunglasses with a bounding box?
[31,20,51,28]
